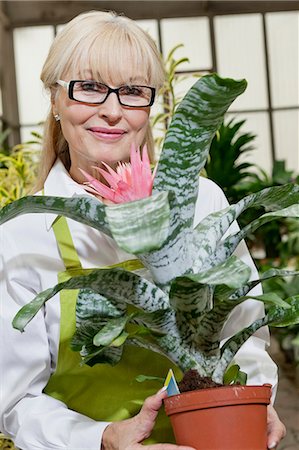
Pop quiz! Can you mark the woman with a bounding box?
[0,10,285,450]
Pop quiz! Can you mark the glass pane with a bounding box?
[226,111,272,174]
[215,14,268,110]
[0,88,2,118]
[273,110,299,173]
[14,26,55,125]
[135,19,159,47]
[20,124,44,144]
[161,17,212,70]
[266,11,299,108]
[173,73,202,106]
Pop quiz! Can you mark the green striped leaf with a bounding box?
[105,191,170,253]
[214,204,299,265]
[13,268,170,331]
[93,315,133,347]
[0,195,110,234]
[193,184,299,271]
[145,75,247,285]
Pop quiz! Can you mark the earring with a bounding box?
[54,114,60,122]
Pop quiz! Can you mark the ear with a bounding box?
[50,87,58,115]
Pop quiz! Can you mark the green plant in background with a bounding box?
[0,131,41,207]
[204,119,299,263]
[204,118,258,203]
[204,117,299,366]
[2,75,299,387]
[0,128,40,450]
[151,44,200,153]
[0,433,15,450]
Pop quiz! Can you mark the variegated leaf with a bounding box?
[212,317,268,383]
[13,268,169,331]
[143,75,247,286]
[193,184,299,272]
[213,204,299,266]
[0,195,110,234]
[105,191,170,254]
[93,315,133,346]
[212,295,299,382]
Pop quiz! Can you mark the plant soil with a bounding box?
[178,369,223,392]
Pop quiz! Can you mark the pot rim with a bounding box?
[164,384,272,415]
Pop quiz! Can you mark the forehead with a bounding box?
[64,40,152,87]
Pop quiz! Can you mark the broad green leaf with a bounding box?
[142,75,247,286]
[268,295,299,327]
[105,191,170,253]
[135,374,164,383]
[76,288,125,323]
[231,269,299,302]
[249,293,291,309]
[193,183,299,271]
[109,329,130,346]
[188,255,251,289]
[93,316,132,346]
[223,364,247,385]
[213,295,299,382]
[212,316,268,383]
[82,345,123,367]
[154,74,247,213]
[12,287,54,332]
[0,195,111,234]
[167,257,251,350]
[215,204,299,266]
[12,268,170,331]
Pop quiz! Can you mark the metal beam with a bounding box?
[2,1,299,28]
[0,6,20,146]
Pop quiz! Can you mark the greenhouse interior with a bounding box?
[0,1,298,449]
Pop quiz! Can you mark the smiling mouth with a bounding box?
[88,127,127,140]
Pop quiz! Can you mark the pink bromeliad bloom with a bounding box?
[79,144,156,204]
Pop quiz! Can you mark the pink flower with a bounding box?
[79,144,156,204]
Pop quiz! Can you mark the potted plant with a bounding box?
[1,74,299,449]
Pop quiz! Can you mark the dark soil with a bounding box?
[178,369,223,392]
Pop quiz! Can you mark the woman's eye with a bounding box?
[81,81,98,91]
[121,86,142,96]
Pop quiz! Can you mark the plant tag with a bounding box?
[164,369,180,396]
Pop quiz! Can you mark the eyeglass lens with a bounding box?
[71,81,154,106]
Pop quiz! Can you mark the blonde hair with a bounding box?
[35,10,165,191]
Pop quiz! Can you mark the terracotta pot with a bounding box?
[164,384,271,450]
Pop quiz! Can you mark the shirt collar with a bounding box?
[44,158,92,230]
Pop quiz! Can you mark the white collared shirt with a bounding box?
[0,159,277,450]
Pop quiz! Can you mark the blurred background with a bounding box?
[0,1,298,449]
[0,0,298,173]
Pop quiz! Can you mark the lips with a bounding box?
[88,127,127,140]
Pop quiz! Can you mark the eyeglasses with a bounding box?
[56,80,155,107]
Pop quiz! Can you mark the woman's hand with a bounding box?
[267,404,286,449]
[101,388,194,450]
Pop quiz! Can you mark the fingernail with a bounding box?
[268,442,277,449]
[157,386,167,394]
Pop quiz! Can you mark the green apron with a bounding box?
[44,216,181,443]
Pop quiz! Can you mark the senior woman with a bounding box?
[0,10,285,450]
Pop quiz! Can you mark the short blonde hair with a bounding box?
[35,10,165,191]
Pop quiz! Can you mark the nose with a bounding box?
[97,92,123,123]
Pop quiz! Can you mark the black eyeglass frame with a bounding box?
[57,80,156,107]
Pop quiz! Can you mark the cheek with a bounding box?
[61,104,93,125]
[128,109,150,132]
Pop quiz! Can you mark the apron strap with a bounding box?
[52,215,145,273]
[52,216,82,270]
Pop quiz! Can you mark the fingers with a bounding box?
[102,389,195,450]
[267,404,286,449]
[138,387,168,425]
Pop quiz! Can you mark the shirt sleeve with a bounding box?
[195,177,278,399]
[0,221,109,450]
